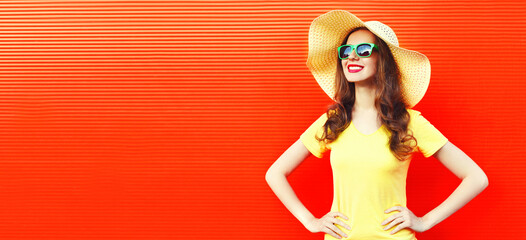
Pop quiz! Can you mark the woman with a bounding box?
[265,10,489,240]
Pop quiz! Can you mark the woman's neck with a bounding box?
[353,79,376,112]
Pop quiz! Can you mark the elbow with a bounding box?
[265,168,279,183]
[481,173,489,188]
[476,171,489,189]
[265,170,272,182]
[465,170,489,189]
[266,168,287,183]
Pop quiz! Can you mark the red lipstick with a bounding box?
[347,64,364,73]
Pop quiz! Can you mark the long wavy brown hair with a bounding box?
[315,27,417,161]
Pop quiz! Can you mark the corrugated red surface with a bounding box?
[0,0,524,239]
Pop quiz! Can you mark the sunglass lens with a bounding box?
[357,44,372,57]
[339,46,351,59]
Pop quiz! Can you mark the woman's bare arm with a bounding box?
[422,141,489,230]
[265,138,316,227]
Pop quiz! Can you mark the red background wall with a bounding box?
[0,1,524,239]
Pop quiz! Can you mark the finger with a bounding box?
[324,229,341,239]
[331,216,351,230]
[324,226,344,239]
[383,216,404,231]
[331,211,347,221]
[385,205,402,213]
[337,219,352,231]
[381,213,401,226]
[390,221,409,235]
[328,224,348,239]
[326,223,348,239]
[332,218,351,231]
[336,212,349,220]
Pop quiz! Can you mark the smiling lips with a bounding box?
[347,64,364,73]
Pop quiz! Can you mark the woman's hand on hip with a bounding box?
[381,206,428,235]
[304,212,351,239]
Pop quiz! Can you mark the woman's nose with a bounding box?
[348,49,359,60]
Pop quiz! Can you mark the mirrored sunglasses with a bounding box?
[338,43,379,59]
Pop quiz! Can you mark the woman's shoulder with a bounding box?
[406,108,423,128]
[406,108,421,115]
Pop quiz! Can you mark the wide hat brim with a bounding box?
[306,10,431,108]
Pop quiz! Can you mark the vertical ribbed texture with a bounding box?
[0,1,524,239]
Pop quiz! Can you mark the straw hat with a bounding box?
[306,10,431,108]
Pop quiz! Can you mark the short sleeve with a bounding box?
[300,112,330,158]
[408,109,449,158]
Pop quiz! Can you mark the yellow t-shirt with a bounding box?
[299,109,448,240]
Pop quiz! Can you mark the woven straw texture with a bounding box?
[306,10,431,108]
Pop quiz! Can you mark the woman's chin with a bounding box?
[346,78,372,83]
